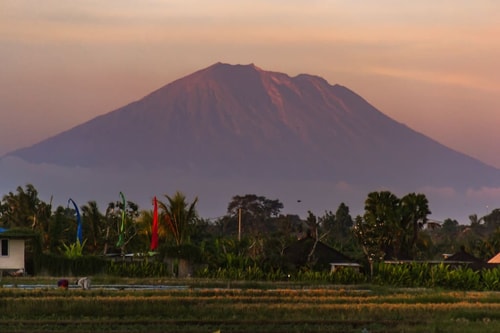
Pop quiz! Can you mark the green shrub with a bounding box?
[428,263,450,288]
[481,267,500,291]
[106,260,171,277]
[36,254,107,276]
[330,267,366,284]
[60,240,87,259]
[447,266,480,290]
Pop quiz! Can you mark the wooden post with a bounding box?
[238,208,242,241]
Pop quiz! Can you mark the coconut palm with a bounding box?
[400,193,431,258]
[363,191,401,259]
[81,201,104,254]
[158,191,198,246]
[0,184,48,228]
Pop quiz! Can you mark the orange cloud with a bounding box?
[367,67,500,93]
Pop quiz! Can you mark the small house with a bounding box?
[0,228,33,276]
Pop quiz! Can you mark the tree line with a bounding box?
[1,184,500,275]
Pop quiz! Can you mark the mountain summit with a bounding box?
[3,63,500,219]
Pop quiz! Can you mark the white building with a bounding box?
[0,228,30,276]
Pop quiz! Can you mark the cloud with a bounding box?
[418,186,457,199]
[335,181,356,192]
[367,66,500,93]
[466,187,500,201]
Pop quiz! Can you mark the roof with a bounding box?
[488,252,500,264]
[283,236,357,270]
[444,247,488,270]
[0,228,37,239]
[444,248,483,263]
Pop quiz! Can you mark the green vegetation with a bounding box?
[60,239,86,259]
[3,184,500,288]
[2,158,500,331]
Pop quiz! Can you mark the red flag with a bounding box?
[150,196,159,251]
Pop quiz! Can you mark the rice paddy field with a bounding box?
[2,277,500,332]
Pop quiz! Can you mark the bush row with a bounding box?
[372,262,500,290]
[33,255,500,291]
[35,254,173,277]
[196,262,500,290]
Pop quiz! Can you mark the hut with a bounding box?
[444,246,488,270]
[283,236,360,272]
[0,228,35,276]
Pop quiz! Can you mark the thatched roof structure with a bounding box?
[444,247,487,270]
[283,236,358,271]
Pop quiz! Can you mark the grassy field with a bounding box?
[2,277,500,332]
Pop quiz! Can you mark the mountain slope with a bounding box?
[6,62,500,193]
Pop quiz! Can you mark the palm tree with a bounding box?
[157,192,198,277]
[81,201,104,254]
[1,184,43,228]
[48,206,74,253]
[158,191,198,246]
[102,202,114,255]
[400,193,431,259]
[469,213,483,227]
[363,191,401,259]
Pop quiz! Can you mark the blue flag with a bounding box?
[68,198,82,244]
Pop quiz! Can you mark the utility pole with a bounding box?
[238,208,242,241]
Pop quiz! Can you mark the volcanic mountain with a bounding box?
[3,62,500,219]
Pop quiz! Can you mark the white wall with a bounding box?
[0,239,25,270]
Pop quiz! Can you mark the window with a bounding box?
[1,239,8,256]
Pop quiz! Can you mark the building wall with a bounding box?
[0,239,25,270]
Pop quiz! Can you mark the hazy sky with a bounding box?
[1,0,500,167]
